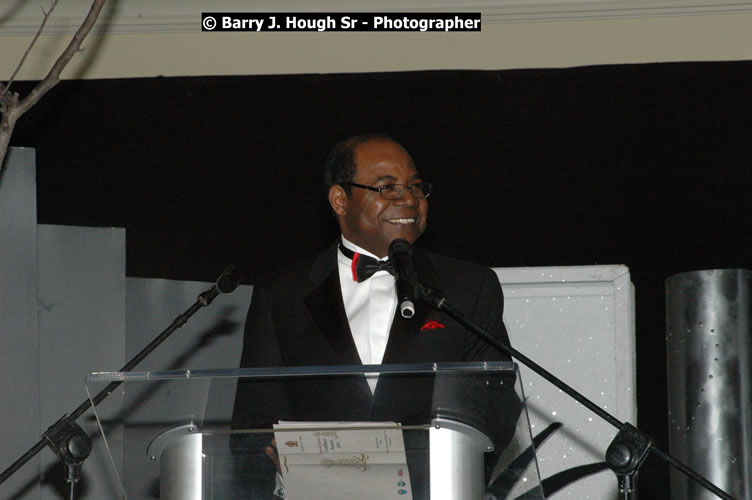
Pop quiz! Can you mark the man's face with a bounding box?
[330,140,428,258]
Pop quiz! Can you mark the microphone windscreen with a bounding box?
[388,238,412,260]
[216,265,245,294]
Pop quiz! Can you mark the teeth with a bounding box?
[388,218,415,224]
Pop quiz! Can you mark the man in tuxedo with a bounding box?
[231,134,519,498]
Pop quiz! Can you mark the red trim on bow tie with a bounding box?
[420,320,445,331]
[351,253,360,282]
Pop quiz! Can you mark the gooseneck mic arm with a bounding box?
[414,283,733,500]
[0,266,244,489]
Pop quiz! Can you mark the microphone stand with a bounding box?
[0,266,244,498]
[415,284,734,500]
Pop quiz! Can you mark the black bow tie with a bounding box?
[338,242,393,282]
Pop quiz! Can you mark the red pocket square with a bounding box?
[420,320,445,331]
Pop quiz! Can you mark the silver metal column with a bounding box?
[666,269,752,499]
[153,420,495,499]
[148,424,203,500]
[430,418,492,500]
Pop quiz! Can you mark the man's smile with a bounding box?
[386,217,417,224]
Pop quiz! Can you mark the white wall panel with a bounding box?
[497,265,635,499]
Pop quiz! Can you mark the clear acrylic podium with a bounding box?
[86,362,543,499]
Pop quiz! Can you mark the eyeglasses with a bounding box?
[344,182,432,200]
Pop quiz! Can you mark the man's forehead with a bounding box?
[354,164,421,182]
[369,170,422,182]
[353,140,419,179]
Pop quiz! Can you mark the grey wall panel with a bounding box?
[0,148,40,500]
[125,278,250,373]
[122,278,251,498]
[37,224,126,499]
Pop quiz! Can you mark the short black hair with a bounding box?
[323,133,396,197]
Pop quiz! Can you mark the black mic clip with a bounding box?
[198,265,244,307]
[42,414,91,484]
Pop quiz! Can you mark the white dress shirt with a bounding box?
[337,235,397,392]
[273,237,399,498]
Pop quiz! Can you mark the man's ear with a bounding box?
[328,185,348,216]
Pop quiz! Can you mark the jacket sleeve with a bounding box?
[230,284,288,499]
[464,266,513,362]
[465,267,522,481]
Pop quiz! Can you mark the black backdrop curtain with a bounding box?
[12,60,752,498]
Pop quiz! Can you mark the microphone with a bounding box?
[388,239,418,319]
[216,265,245,294]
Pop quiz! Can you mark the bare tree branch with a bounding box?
[2,0,60,96]
[0,0,107,172]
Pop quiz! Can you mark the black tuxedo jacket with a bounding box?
[230,242,520,497]
[232,241,514,419]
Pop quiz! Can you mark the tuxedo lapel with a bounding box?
[303,244,375,408]
[303,244,362,365]
[374,249,444,422]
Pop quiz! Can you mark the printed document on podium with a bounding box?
[273,421,413,500]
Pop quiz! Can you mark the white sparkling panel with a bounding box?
[495,265,636,500]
